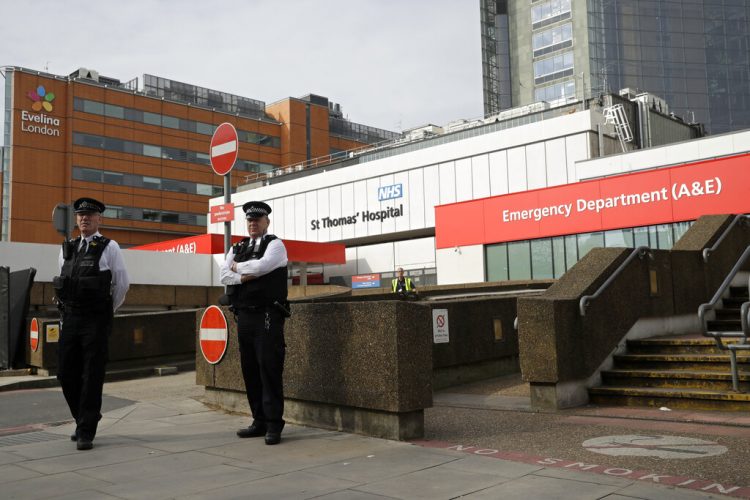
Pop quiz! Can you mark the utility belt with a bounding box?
[232,301,291,318]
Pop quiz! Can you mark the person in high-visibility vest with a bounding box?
[392,267,417,296]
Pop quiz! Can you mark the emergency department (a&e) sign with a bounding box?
[436,153,750,249]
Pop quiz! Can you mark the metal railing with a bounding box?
[579,246,651,316]
[703,215,750,262]
[697,245,750,392]
[242,138,395,185]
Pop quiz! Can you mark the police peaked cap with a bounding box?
[73,197,106,214]
[243,201,272,219]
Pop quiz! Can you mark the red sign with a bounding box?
[352,274,381,289]
[435,153,750,249]
[210,122,239,175]
[131,234,346,263]
[210,203,235,224]
[29,318,39,352]
[199,306,228,364]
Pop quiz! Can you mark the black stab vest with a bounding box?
[229,235,288,308]
[56,235,113,310]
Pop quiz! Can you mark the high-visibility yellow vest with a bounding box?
[392,277,414,292]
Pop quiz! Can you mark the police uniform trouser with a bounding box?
[237,308,286,432]
[57,308,112,440]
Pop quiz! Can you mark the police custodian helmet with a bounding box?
[73,197,106,214]
[243,201,272,219]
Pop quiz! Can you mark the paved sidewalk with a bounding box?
[0,373,744,499]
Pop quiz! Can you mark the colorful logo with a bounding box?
[26,85,55,112]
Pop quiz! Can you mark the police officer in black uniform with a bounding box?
[54,197,130,450]
[220,201,289,445]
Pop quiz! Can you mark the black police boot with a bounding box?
[265,422,284,445]
[76,437,93,451]
[264,431,281,445]
[236,423,266,438]
[70,430,78,442]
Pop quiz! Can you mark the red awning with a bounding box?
[130,234,345,264]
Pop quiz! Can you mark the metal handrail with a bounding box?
[741,301,750,340]
[702,214,750,262]
[697,245,750,328]
[579,246,651,316]
[698,245,750,392]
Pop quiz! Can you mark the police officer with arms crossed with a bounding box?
[220,201,289,445]
[54,197,129,451]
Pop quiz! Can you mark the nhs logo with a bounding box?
[377,183,403,201]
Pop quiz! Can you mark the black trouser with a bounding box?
[57,308,112,440]
[237,308,286,432]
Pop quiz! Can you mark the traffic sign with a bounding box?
[209,122,239,175]
[210,203,235,224]
[30,318,39,352]
[199,306,228,364]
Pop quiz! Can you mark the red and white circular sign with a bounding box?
[199,306,228,364]
[30,318,39,352]
[209,122,239,176]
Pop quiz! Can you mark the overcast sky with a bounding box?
[1,0,482,139]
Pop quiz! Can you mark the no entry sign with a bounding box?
[210,122,239,176]
[29,318,39,352]
[199,306,228,364]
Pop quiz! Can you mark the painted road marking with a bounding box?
[582,434,728,459]
[411,440,748,498]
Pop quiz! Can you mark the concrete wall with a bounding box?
[27,310,198,375]
[197,302,433,440]
[196,282,551,439]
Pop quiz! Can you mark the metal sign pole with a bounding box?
[224,172,231,255]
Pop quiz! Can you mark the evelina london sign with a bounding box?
[22,86,61,137]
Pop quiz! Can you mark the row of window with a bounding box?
[72,132,276,174]
[534,80,576,103]
[533,51,574,83]
[73,167,224,196]
[103,204,207,227]
[73,97,281,148]
[531,0,571,29]
[485,222,692,281]
[533,23,573,57]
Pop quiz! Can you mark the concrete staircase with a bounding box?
[589,286,750,411]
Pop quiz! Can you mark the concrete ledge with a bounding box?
[203,387,424,441]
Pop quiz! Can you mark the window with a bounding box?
[531,0,571,29]
[486,244,509,281]
[73,97,279,147]
[143,112,161,126]
[533,23,573,57]
[535,80,575,102]
[102,171,124,185]
[104,104,125,119]
[534,51,574,84]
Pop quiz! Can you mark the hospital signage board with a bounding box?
[352,274,381,289]
[435,153,750,249]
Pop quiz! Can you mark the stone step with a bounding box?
[715,307,744,320]
[601,368,750,392]
[613,353,750,371]
[589,386,750,411]
[707,319,743,331]
[627,337,744,355]
[723,296,749,308]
